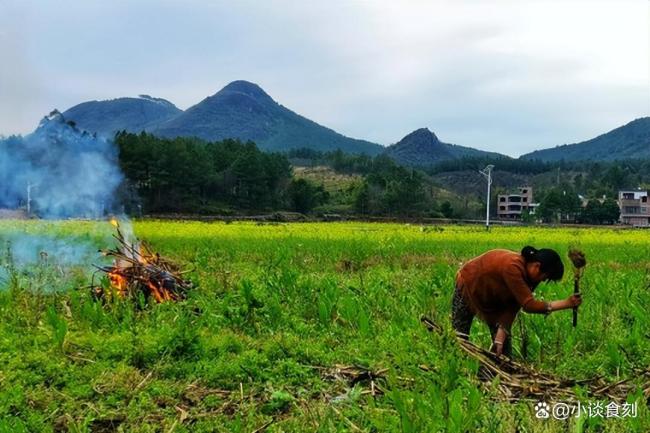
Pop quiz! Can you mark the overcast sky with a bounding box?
[1,0,648,157]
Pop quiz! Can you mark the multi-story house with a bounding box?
[497,186,537,220]
[618,190,650,226]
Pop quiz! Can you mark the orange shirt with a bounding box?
[455,249,548,328]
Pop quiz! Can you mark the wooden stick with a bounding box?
[568,249,586,328]
[573,273,579,327]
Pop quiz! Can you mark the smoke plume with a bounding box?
[0,110,128,290]
[0,110,123,218]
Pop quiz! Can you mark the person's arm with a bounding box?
[504,267,582,314]
[492,326,508,356]
[491,314,515,357]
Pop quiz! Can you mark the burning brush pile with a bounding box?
[92,220,191,303]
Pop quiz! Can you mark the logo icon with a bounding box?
[552,402,571,420]
[535,402,550,419]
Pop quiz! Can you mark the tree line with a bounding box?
[115,135,641,223]
[116,133,438,216]
[534,186,620,224]
[116,132,292,214]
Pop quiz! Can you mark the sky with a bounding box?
[0,0,648,157]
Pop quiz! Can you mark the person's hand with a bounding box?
[490,341,503,357]
[492,326,508,357]
[568,293,582,307]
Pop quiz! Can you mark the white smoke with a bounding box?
[0,110,123,218]
[0,231,113,291]
[0,110,129,291]
[1,233,96,264]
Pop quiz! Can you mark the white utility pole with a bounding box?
[479,165,494,230]
[27,182,35,215]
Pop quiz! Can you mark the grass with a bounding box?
[0,220,648,432]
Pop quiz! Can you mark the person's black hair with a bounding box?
[521,246,564,281]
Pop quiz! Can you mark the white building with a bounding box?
[618,189,650,226]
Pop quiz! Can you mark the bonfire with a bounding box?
[92,219,191,303]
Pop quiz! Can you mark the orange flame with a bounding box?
[108,269,128,297]
[147,281,173,303]
[105,266,179,303]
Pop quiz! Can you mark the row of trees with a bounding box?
[115,136,633,222]
[535,187,620,224]
[288,150,449,216]
[116,135,446,216]
[354,157,430,216]
[429,156,553,175]
[434,156,649,201]
[116,132,294,213]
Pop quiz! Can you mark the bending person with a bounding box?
[451,246,582,357]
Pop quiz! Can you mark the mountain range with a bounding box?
[520,117,650,162]
[60,80,649,164]
[63,81,383,155]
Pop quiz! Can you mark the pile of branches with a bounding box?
[421,316,650,402]
[92,222,191,303]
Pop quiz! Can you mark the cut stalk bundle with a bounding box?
[313,364,389,400]
[421,316,650,402]
[568,249,587,327]
[320,364,388,388]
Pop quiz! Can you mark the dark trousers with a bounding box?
[451,285,512,357]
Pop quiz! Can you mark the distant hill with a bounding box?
[62,81,383,155]
[521,117,650,162]
[384,128,506,166]
[63,95,181,138]
[153,81,383,155]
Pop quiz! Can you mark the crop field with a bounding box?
[0,220,648,432]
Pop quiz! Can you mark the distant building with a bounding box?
[618,189,650,226]
[497,186,538,220]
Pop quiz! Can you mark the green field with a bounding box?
[0,220,648,432]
